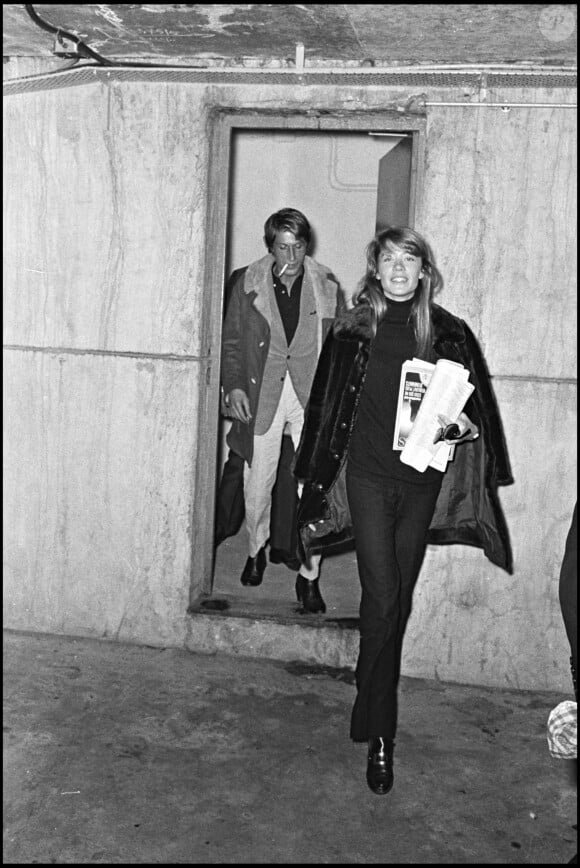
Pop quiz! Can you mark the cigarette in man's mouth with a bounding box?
[279,264,289,276]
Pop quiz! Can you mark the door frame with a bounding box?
[189,108,427,607]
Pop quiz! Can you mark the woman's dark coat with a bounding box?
[294,302,514,574]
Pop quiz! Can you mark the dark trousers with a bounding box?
[346,469,442,742]
[215,436,299,569]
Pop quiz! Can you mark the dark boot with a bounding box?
[240,547,267,587]
[295,575,326,614]
[366,738,394,795]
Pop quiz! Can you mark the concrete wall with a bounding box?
[3,61,576,691]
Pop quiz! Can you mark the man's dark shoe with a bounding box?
[366,737,394,795]
[295,575,326,614]
[240,548,267,587]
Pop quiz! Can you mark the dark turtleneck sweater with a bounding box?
[348,296,442,485]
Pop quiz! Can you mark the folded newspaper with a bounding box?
[393,358,475,473]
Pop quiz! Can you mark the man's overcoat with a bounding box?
[221,253,342,465]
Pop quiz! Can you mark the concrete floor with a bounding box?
[207,507,362,624]
[3,630,577,865]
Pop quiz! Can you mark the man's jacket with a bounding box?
[294,302,514,574]
[221,254,342,465]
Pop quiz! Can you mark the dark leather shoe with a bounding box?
[366,738,394,795]
[240,548,267,587]
[295,575,326,614]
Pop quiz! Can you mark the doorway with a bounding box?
[225,130,413,306]
[189,111,426,624]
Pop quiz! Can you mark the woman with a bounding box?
[294,227,513,795]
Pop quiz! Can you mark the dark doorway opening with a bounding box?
[189,110,426,627]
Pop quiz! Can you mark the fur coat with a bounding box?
[294,302,514,573]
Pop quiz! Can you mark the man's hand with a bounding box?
[224,388,252,424]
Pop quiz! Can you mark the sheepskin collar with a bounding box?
[333,302,466,345]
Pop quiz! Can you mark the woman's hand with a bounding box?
[435,411,479,444]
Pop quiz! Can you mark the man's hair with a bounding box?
[263,208,312,251]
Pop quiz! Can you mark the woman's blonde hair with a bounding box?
[354,227,443,359]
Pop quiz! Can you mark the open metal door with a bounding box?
[375,136,413,232]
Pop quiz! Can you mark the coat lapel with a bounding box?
[243,254,339,344]
[243,254,274,326]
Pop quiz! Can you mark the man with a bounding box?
[220,208,343,613]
